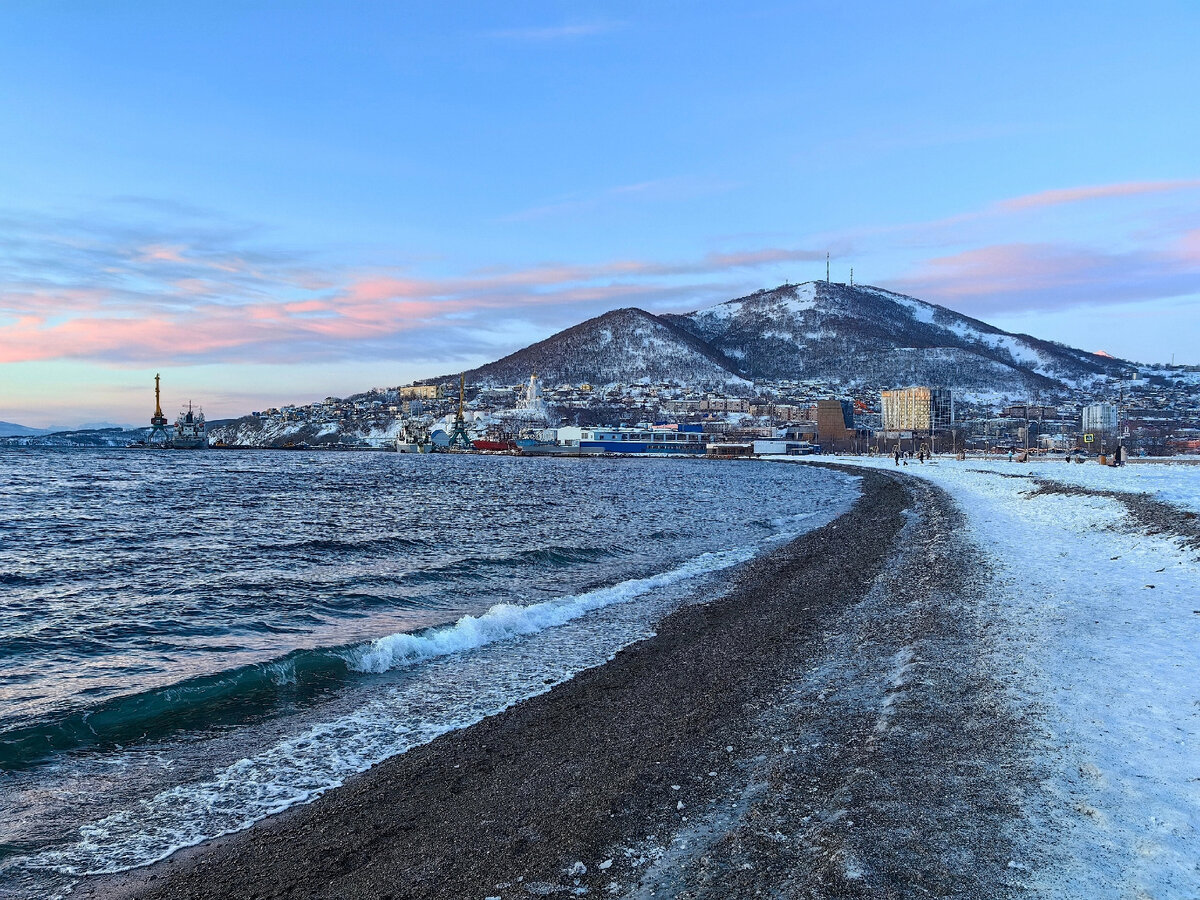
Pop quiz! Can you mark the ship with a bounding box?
[394,421,431,453]
[472,424,518,453]
[170,402,208,449]
[578,424,708,455]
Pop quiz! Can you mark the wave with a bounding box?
[0,649,352,772]
[0,545,747,773]
[257,535,432,555]
[344,545,754,673]
[13,542,760,881]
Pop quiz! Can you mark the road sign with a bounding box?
[1083,433,1094,443]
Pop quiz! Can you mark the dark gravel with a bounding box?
[89,467,1031,900]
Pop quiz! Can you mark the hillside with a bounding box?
[662,281,1131,392]
[458,307,748,387]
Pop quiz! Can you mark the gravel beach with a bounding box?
[88,467,1030,900]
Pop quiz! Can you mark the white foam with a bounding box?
[15,545,759,882]
[14,484,861,890]
[344,547,756,674]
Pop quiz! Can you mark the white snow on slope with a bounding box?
[783,456,1200,898]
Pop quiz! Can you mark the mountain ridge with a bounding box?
[451,282,1131,394]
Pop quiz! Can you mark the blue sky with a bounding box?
[2,1,1198,426]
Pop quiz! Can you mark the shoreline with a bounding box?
[85,467,1025,899]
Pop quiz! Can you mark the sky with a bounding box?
[2,1,1198,428]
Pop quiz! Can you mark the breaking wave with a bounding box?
[0,546,750,773]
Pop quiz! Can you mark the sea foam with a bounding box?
[15,544,759,882]
[344,546,755,674]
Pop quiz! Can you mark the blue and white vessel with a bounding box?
[579,424,707,455]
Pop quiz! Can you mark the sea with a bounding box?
[0,448,859,898]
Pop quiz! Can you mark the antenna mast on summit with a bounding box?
[826,252,830,283]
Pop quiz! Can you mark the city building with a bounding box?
[880,387,954,434]
[399,384,443,400]
[808,398,855,447]
[1081,402,1118,433]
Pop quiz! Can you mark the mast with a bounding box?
[826,252,830,283]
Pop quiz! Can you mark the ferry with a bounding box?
[579,424,707,455]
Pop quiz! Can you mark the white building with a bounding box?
[1081,402,1118,433]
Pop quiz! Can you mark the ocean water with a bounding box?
[0,449,858,898]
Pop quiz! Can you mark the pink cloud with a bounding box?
[887,239,1200,316]
[136,244,189,264]
[995,180,1200,213]
[2,209,824,367]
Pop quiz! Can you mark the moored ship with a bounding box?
[472,424,518,452]
[171,403,208,449]
[394,421,431,453]
[579,424,707,455]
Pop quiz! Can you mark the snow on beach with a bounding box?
[786,455,1200,898]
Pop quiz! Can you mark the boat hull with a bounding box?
[579,441,705,455]
[472,439,517,452]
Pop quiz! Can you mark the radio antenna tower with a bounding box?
[826,252,830,283]
[850,267,854,287]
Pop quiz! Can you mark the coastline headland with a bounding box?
[87,467,1029,899]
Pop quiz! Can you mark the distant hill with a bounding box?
[450,282,1131,393]
[664,281,1129,392]
[0,421,48,437]
[457,306,749,388]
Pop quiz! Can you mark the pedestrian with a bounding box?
[893,446,901,466]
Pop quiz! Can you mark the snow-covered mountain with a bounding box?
[459,282,1130,393]
[460,307,748,387]
[663,281,1130,392]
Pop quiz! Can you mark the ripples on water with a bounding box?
[0,448,858,898]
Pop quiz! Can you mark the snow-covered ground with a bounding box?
[783,456,1200,898]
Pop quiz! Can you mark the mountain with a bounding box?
[456,282,1129,394]
[0,420,140,436]
[0,421,47,437]
[663,281,1130,392]
[459,306,748,387]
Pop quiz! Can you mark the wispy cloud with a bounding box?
[994,179,1200,213]
[887,232,1200,315]
[821,177,1200,317]
[0,201,820,366]
[485,21,623,41]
